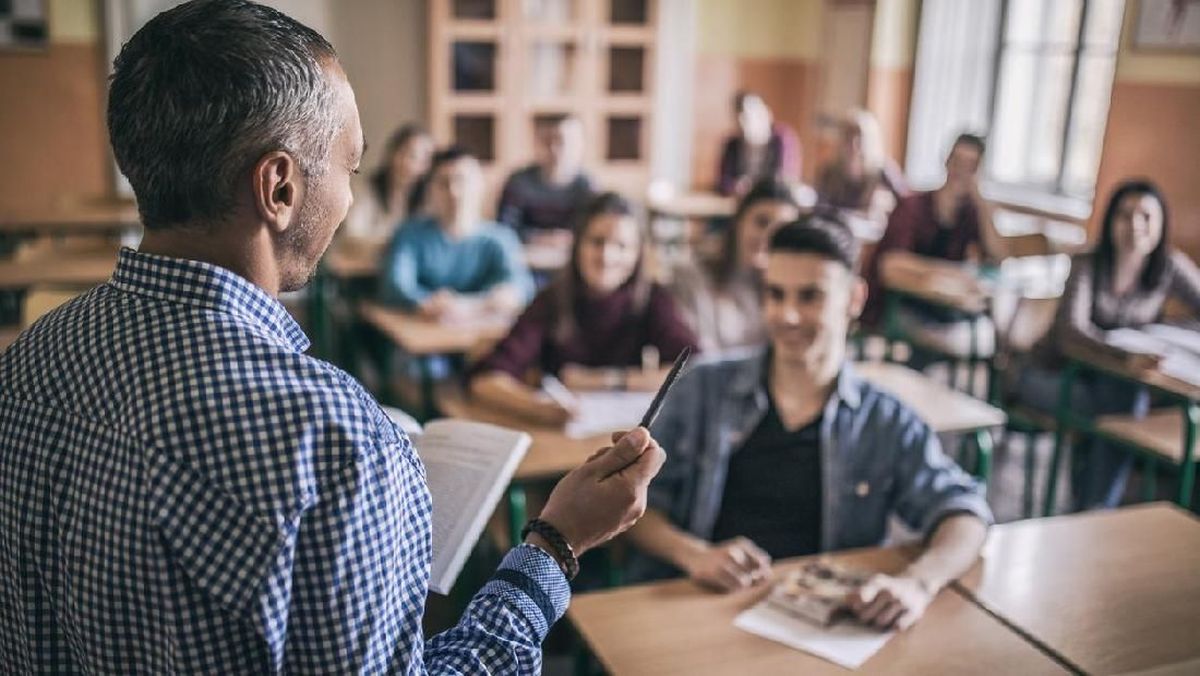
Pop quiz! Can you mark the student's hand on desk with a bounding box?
[682,537,772,593]
[536,427,666,556]
[847,573,935,631]
[625,368,665,392]
[419,291,455,319]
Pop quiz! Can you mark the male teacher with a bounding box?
[0,1,663,672]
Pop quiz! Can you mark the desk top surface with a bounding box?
[855,361,1006,433]
[569,546,1068,676]
[957,504,1200,676]
[358,302,513,356]
[435,390,606,480]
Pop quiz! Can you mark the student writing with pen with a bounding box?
[625,216,991,631]
[469,192,698,425]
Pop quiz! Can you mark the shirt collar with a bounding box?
[109,247,311,353]
[730,348,863,410]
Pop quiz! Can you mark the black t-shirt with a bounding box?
[710,399,823,560]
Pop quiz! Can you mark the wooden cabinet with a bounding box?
[429,0,658,197]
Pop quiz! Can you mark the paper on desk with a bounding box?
[734,600,893,670]
[1108,326,1200,388]
[565,391,655,439]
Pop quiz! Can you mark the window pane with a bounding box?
[1083,0,1125,48]
[990,51,1074,186]
[454,115,495,161]
[1005,0,1082,46]
[1062,53,1118,196]
[452,41,497,92]
[611,0,648,25]
[607,117,642,160]
[522,0,574,22]
[608,46,645,93]
[528,42,578,98]
[453,0,496,20]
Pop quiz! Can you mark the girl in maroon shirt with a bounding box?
[469,192,698,425]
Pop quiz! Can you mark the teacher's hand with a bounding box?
[537,427,666,556]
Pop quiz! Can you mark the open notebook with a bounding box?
[388,409,530,595]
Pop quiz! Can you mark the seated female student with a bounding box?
[1016,179,1200,511]
[669,178,800,354]
[716,91,801,197]
[469,192,699,425]
[379,146,535,321]
[341,124,433,243]
[815,109,908,221]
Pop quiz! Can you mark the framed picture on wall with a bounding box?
[0,0,49,51]
[1133,0,1200,52]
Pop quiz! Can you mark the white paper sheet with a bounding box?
[565,391,655,439]
[733,601,893,670]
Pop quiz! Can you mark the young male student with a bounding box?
[380,146,535,320]
[0,1,666,672]
[861,133,1004,361]
[627,216,991,630]
[497,113,594,242]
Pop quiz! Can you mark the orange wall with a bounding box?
[0,43,109,214]
[866,64,913,168]
[691,55,820,189]
[1094,81,1200,261]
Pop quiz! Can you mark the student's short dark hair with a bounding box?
[428,146,476,175]
[952,133,987,156]
[767,212,861,271]
[108,0,339,230]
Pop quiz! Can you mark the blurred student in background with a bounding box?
[342,124,433,242]
[470,192,697,425]
[379,147,534,320]
[497,113,594,245]
[669,178,800,354]
[862,133,1002,365]
[1015,179,1200,510]
[716,91,801,197]
[815,108,908,220]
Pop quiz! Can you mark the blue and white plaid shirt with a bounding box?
[0,248,569,674]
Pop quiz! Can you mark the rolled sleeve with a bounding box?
[477,544,571,640]
[892,419,993,539]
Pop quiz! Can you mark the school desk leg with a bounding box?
[1178,402,1199,507]
[418,355,436,422]
[884,293,901,363]
[1022,429,1038,519]
[507,484,528,549]
[1044,361,1079,517]
[1142,457,1158,502]
[975,428,994,489]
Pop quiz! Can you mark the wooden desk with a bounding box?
[436,389,606,481]
[856,361,1006,434]
[358,302,512,356]
[1043,343,1200,513]
[0,204,142,237]
[569,546,1069,675]
[0,253,117,290]
[956,504,1200,676]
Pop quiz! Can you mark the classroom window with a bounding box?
[907,0,1124,203]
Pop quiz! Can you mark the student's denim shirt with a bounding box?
[630,350,993,581]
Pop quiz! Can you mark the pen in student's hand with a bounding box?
[638,346,692,430]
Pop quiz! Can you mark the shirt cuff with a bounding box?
[480,544,571,641]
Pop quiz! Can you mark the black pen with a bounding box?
[638,346,692,430]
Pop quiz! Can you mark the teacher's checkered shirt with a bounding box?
[0,248,568,674]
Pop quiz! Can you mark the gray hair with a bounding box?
[107,0,340,230]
